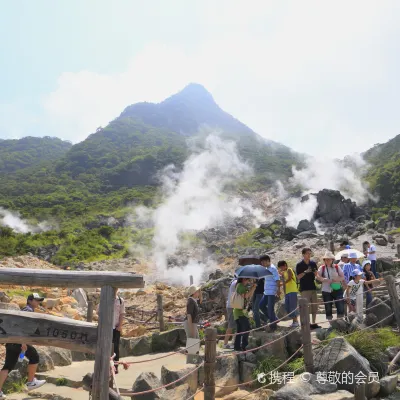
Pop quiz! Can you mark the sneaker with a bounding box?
[0,391,6,399]
[26,378,46,391]
[223,344,234,349]
[290,322,300,328]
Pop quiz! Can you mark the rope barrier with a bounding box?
[114,339,202,365]
[120,362,204,396]
[214,344,304,389]
[184,385,204,400]
[216,327,300,358]
[232,345,305,400]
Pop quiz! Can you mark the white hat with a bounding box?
[322,251,335,260]
[341,253,349,259]
[362,260,371,268]
[187,285,201,296]
[353,269,363,276]
[349,252,358,259]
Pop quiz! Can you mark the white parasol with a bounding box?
[335,249,365,260]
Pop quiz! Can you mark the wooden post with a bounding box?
[299,298,314,373]
[204,328,217,400]
[92,286,116,400]
[190,275,194,285]
[385,275,400,328]
[87,300,94,322]
[157,294,165,332]
[354,382,365,400]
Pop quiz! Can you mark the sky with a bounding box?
[1,0,400,156]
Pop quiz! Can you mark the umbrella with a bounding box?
[234,264,272,279]
[335,249,365,260]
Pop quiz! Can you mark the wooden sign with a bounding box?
[0,268,144,289]
[0,310,97,353]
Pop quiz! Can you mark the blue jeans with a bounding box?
[365,285,373,307]
[234,316,251,351]
[285,292,298,319]
[370,260,378,278]
[252,293,267,328]
[322,290,344,319]
[259,295,277,329]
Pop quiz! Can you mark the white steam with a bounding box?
[132,135,264,284]
[0,207,54,234]
[282,153,375,227]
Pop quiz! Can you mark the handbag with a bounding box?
[230,288,245,309]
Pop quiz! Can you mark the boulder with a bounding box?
[315,190,353,223]
[223,390,273,399]
[214,354,240,397]
[388,235,396,244]
[285,329,303,355]
[0,292,10,303]
[164,384,192,399]
[36,347,72,372]
[297,220,316,233]
[379,257,396,271]
[72,288,88,309]
[239,361,256,384]
[120,336,152,357]
[366,298,394,326]
[151,329,185,353]
[0,302,20,311]
[251,331,288,361]
[385,346,400,362]
[275,301,291,321]
[269,373,337,400]
[309,390,354,400]
[375,237,388,246]
[280,227,299,241]
[131,372,166,399]
[245,352,257,364]
[330,319,350,333]
[42,298,61,309]
[71,352,95,362]
[379,375,398,396]
[161,363,198,393]
[314,338,380,398]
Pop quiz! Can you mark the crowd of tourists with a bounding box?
[218,240,384,351]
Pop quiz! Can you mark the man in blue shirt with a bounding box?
[259,255,281,331]
[343,252,362,284]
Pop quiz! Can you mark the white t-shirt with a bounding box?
[113,296,125,328]
[226,279,237,309]
[347,279,365,317]
[368,245,377,261]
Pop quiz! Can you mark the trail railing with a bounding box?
[0,268,144,400]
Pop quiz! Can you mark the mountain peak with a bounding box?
[162,83,216,106]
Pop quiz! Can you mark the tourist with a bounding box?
[232,278,257,351]
[340,241,351,251]
[97,290,126,374]
[346,269,382,320]
[0,293,46,399]
[259,255,281,331]
[252,275,266,329]
[362,260,376,307]
[364,241,378,278]
[223,278,237,349]
[316,251,345,322]
[342,252,361,284]
[338,253,349,268]
[296,248,320,329]
[277,261,299,327]
[184,285,202,341]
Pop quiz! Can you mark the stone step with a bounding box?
[4,383,88,400]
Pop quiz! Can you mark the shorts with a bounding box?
[226,308,236,329]
[2,344,39,372]
[300,290,318,315]
[350,299,356,307]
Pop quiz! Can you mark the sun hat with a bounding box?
[322,251,335,260]
[187,285,201,296]
[349,252,358,259]
[362,260,371,268]
[27,293,44,302]
[353,269,363,276]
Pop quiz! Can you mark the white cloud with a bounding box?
[5,0,400,155]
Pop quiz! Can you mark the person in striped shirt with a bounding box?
[342,252,362,284]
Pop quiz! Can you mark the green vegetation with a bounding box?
[56,378,69,386]
[364,134,400,208]
[3,377,27,394]
[253,356,304,385]
[327,328,400,376]
[235,228,273,249]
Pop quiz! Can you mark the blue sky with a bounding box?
[1,0,400,155]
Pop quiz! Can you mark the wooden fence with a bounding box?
[0,268,144,400]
